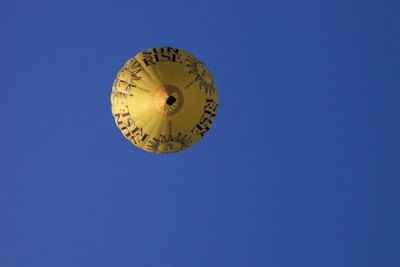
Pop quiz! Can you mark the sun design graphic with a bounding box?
[112,59,142,100]
[146,133,192,153]
[185,55,216,95]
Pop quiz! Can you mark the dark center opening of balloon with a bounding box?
[166,95,176,106]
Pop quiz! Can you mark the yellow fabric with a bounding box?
[111,47,218,153]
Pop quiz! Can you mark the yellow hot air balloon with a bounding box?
[110,47,218,153]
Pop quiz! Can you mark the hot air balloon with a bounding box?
[110,47,218,153]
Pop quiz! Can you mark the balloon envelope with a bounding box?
[110,47,218,153]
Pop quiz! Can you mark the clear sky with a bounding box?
[1,0,399,266]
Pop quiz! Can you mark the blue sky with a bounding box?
[1,0,399,266]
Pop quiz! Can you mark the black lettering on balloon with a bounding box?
[141,47,182,67]
[191,99,218,137]
[113,106,150,145]
[143,57,156,67]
